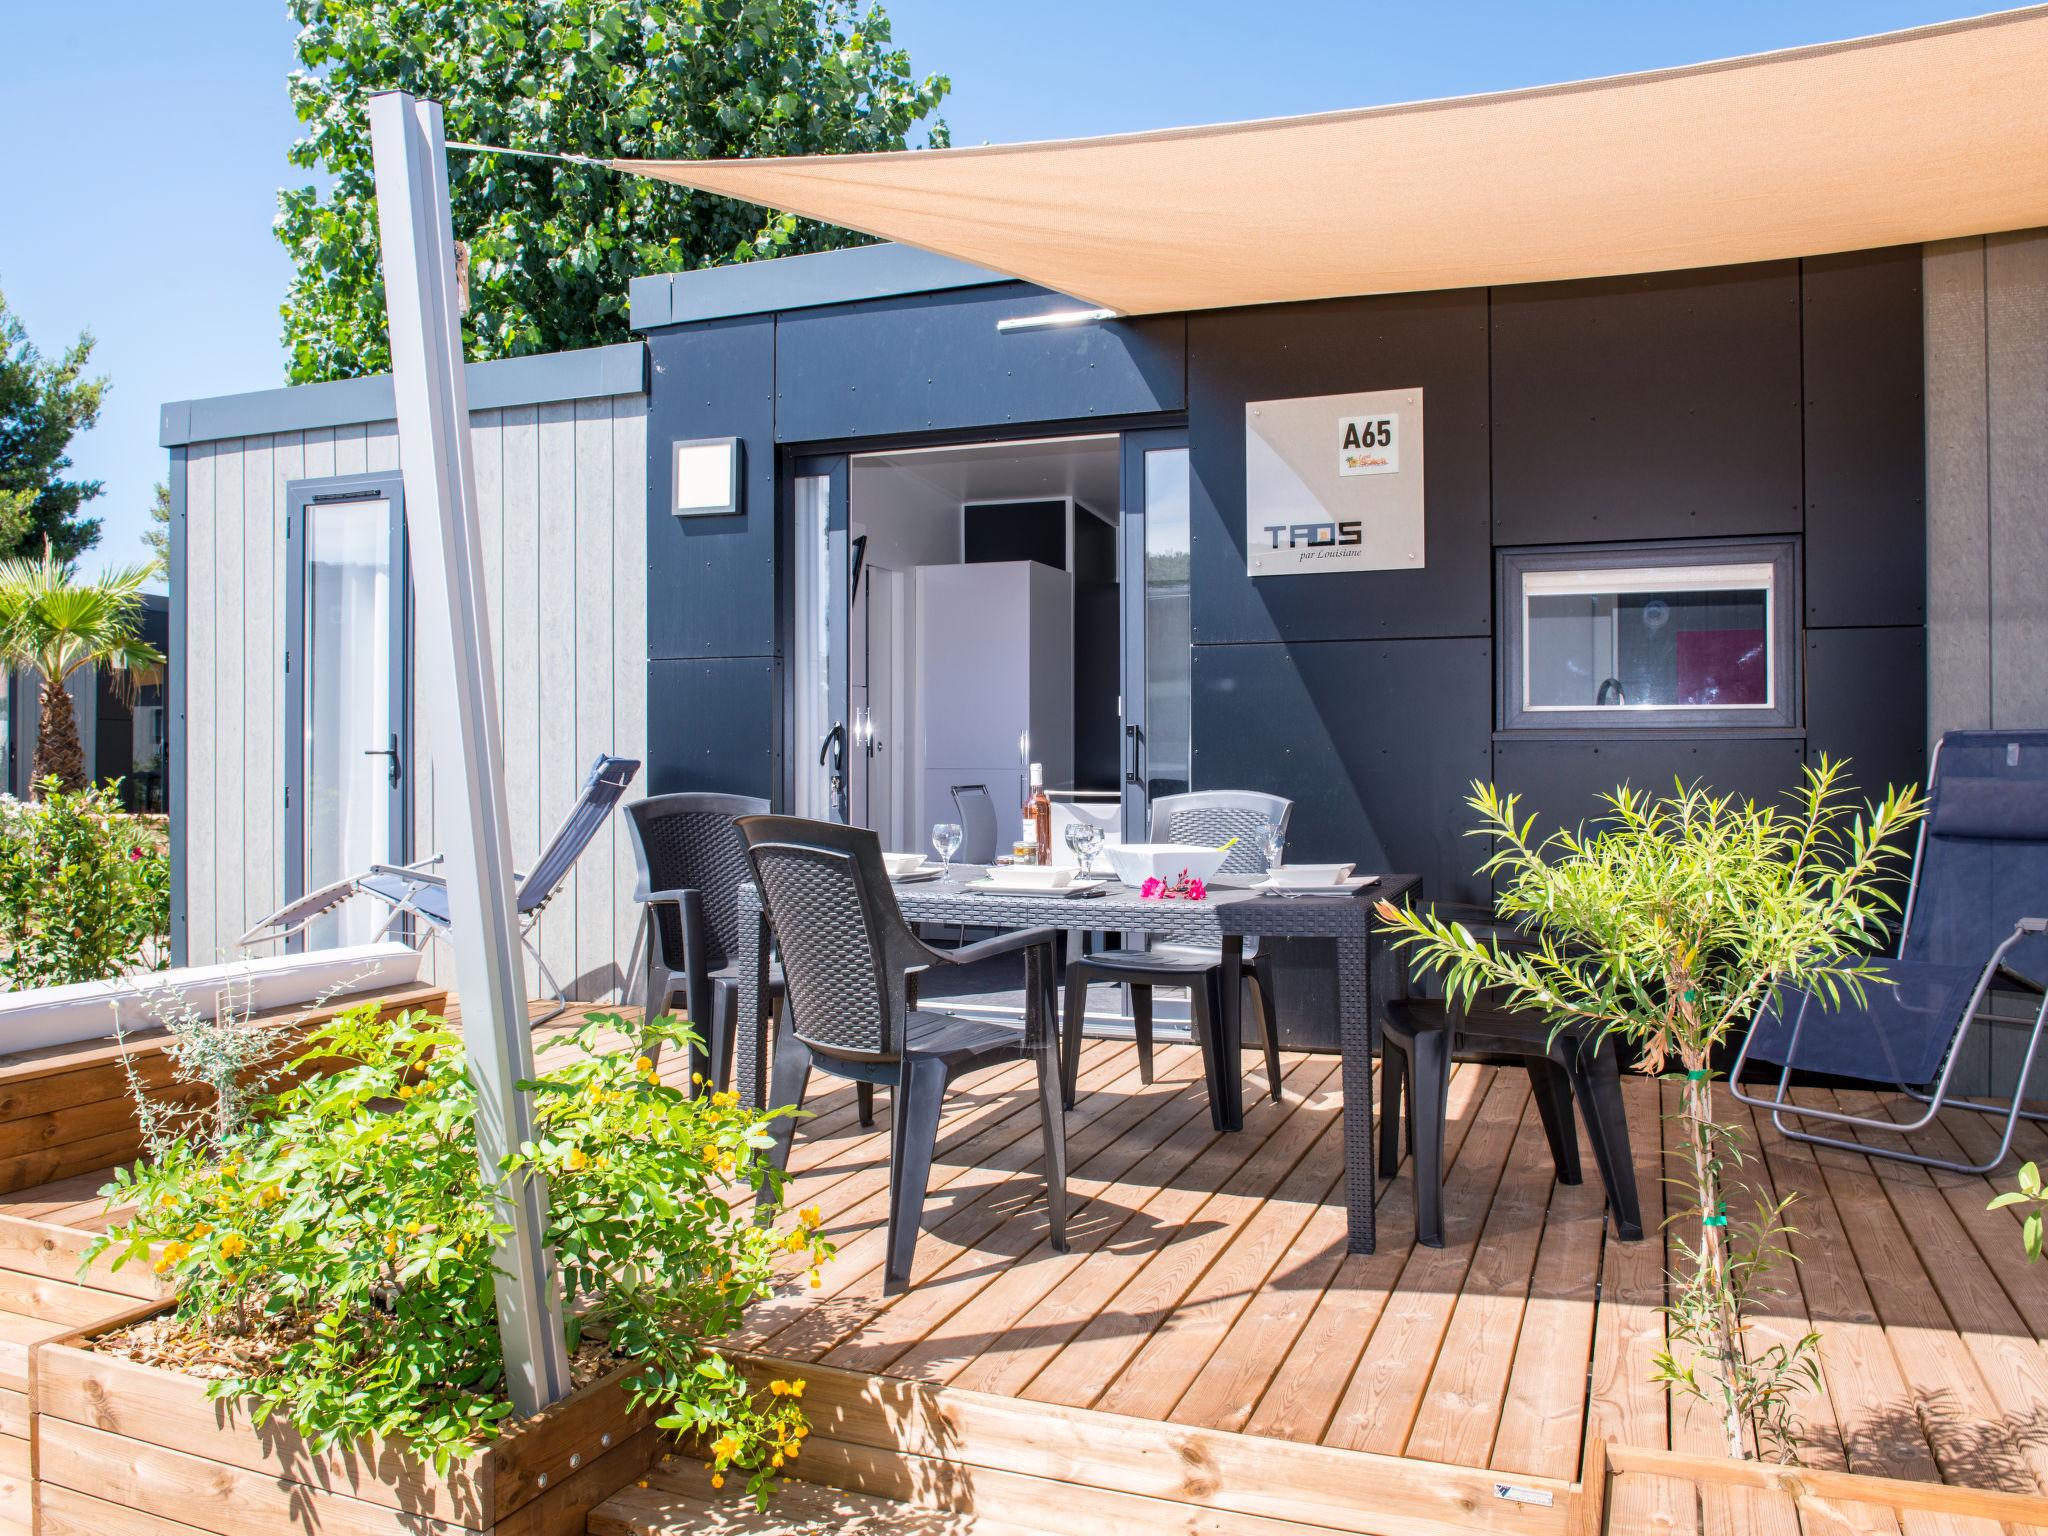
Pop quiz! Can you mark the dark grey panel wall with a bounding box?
[1190,638,1493,905]
[646,658,777,797]
[1491,736,1810,839]
[1491,262,1804,545]
[1802,247,1927,630]
[1186,292,1491,646]
[772,286,1185,443]
[1805,627,1929,799]
[645,317,778,660]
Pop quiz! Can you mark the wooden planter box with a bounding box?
[29,1303,665,1536]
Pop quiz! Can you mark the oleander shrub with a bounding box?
[0,778,169,987]
[91,1006,831,1500]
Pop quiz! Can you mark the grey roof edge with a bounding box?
[159,340,648,447]
[629,242,1017,329]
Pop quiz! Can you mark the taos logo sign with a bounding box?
[1261,521,1363,550]
[1338,413,1399,477]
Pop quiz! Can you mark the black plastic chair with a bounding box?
[624,792,781,1095]
[1382,999,1643,1247]
[739,815,1068,1293]
[1733,729,2048,1173]
[1061,790,1289,1111]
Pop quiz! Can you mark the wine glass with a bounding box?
[932,822,963,875]
[1065,820,1104,876]
[1260,822,1286,876]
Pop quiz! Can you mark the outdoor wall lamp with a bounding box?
[672,436,742,517]
[995,307,1117,333]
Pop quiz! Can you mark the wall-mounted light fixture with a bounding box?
[672,437,742,517]
[995,307,1118,334]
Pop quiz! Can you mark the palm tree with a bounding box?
[0,547,163,793]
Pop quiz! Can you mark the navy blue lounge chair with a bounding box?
[240,755,640,1014]
[1730,731,2048,1172]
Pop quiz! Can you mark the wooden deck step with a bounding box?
[590,1461,1040,1535]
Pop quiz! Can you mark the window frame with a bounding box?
[1495,537,1800,733]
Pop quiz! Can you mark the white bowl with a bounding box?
[882,852,926,878]
[1102,842,1230,888]
[1265,863,1356,888]
[984,864,1076,889]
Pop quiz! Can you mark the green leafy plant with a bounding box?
[91,1007,830,1503]
[0,286,107,560]
[0,780,168,986]
[1375,761,1925,1462]
[0,548,163,789]
[277,0,951,383]
[1990,1160,2048,1261]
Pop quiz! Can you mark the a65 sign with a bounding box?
[1338,413,1399,476]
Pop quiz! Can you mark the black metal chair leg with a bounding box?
[885,1055,951,1294]
[1379,1036,1406,1176]
[856,1082,876,1129]
[1132,984,1156,1084]
[1563,1043,1645,1241]
[1411,1029,1452,1248]
[1061,965,1088,1110]
[1248,958,1283,1103]
[763,1030,814,1180]
[1526,1060,1583,1184]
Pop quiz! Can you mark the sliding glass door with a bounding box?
[1119,429,1191,839]
[788,455,849,822]
[286,475,409,950]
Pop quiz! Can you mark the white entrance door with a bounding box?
[287,477,408,950]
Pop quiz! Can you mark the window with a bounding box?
[1498,540,1798,731]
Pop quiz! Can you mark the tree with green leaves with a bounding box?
[144,481,171,578]
[0,287,107,561]
[0,548,164,792]
[1376,764,1925,1463]
[277,0,951,383]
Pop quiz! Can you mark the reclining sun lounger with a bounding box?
[239,755,640,1015]
[1731,730,2048,1173]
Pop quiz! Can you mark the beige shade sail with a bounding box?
[618,6,2048,313]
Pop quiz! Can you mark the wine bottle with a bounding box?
[1029,763,1052,866]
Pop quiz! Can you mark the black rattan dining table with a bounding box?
[731,869,1420,1254]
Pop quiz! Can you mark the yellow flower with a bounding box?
[190,1223,213,1240]
[786,1439,801,1458]
[711,1435,739,1462]
[384,1233,400,1259]
[769,1380,786,1396]
[565,1149,591,1172]
[259,1184,283,1207]
[809,1269,822,1289]
[633,1056,654,1074]
[771,1453,784,1469]
[799,1206,822,1228]
[787,1379,805,1399]
[710,1473,724,1490]
[161,1241,190,1264]
[218,1232,247,1260]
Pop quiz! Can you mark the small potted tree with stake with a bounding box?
[1375,759,1923,1462]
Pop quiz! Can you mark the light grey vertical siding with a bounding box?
[1925,228,2048,746]
[175,393,648,1000]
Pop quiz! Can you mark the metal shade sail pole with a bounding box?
[366,90,573,1415]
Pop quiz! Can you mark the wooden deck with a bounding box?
[5,998,2048,1534]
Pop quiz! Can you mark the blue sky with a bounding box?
[0,1,2001,579]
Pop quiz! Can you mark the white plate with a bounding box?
[962,877,1109,898]
[1254,875,1375,896]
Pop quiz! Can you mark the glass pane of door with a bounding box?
[1120,433,1191,838]
[301,497,399,947]
[1141,447,1192,804]
[789,460,849,821]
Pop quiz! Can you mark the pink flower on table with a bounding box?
[1140,877,1164,899]
[1185,877,1207,901]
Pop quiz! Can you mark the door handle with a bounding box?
[363,733,401,789]
[1125,722,1144,787]
[820,723,848,823]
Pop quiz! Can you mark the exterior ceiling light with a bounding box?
[995,308,1118,333]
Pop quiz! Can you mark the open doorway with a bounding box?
[785,428,1195,1028]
